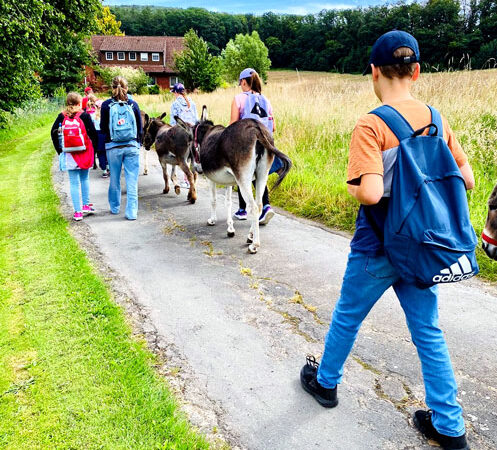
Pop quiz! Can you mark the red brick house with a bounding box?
[89,35,185,90]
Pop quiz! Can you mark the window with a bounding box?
[105,52,113,61]
[117,52,125,61]
[152,53,160,62]
[129,52,136,61]
[169,76,182,86]
[140,52,148,61]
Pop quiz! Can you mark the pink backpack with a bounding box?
[61,112,87,152]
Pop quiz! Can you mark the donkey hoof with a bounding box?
[227,230,235,238]
[207,218,216,226]
[248,244,258,254]
[143,169,148,175]
[175,186,181,195]
[247,232,254,244]
[163,188,169,194]
[189,197,196,204]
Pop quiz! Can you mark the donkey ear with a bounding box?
[144,114,150,126]
[158,112,167,120]
[175,116,192,135]
[201,105,208,121]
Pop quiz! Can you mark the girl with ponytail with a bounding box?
[230,68,276,225]
[100,76,143,220]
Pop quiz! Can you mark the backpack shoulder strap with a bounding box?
[369,105,414,142]
[427,105,444,138]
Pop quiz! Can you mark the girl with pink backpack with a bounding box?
[51,92,98,221]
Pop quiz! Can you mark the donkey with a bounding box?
[185,106,292,254]
[482,183,497,260]
[143,113,198,203]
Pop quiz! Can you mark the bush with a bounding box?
[148,84,160,95]
[222,31,271,83]
[174,29,223,92]
[98,66,150,94]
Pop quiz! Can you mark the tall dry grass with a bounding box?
[135,69,497,280]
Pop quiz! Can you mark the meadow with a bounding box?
[137,69,497,280]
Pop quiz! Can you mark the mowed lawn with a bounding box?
[0,122,208,448]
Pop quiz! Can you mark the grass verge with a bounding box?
[0,125,208,448]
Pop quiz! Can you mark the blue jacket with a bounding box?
[100,97,143,150]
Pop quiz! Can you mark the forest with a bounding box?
[112,0,497,73]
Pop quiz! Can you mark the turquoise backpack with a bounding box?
[109,100,137,142]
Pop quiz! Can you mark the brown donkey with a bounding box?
[143,113,198,203]
[186,106,292,254]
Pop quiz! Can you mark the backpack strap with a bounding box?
[369,105,414,142]
[427,105,444,138]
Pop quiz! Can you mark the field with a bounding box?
[137,69,497,280]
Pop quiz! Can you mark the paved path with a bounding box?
[55,151,497,450]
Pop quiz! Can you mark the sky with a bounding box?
[103,0,387,16]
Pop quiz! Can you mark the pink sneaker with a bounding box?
[82,204,95,215]
[73,212,83,221]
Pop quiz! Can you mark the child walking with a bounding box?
[91,99,109,178]
[230,68,276,225]
[51,92,98,221]
[300,31,475,450]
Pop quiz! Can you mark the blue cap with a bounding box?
[239,68,256,84]
[170,83,185,93]
[363,30,420,75]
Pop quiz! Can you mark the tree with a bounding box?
[99,66,150,94]
[96,6,124,36]
[174,29,223,92]
[222,31,271,82]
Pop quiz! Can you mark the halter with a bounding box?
[192,123,201,164]
[482,230,497,247]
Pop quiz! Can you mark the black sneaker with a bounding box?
[300,355,338,408]
[413,410,470,450]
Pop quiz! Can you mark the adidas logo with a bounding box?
[432,255,475,283]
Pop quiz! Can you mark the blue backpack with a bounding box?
[109,99,137,142]
[242,92,283,174]
[370,105,478,288]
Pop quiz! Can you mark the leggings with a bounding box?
[238,182,270,210]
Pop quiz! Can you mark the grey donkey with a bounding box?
[183,105,292,254]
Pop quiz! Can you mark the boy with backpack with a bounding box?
[300,31,476,450]
[100,76,143,220]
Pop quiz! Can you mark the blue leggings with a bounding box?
[67,169,89,212]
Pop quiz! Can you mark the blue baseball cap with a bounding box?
[363,30,420,75]
[170,83,185,93]
[239,68,256,84]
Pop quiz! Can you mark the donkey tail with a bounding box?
[253,121,292,192]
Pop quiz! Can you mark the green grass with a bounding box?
[0,124,209,448]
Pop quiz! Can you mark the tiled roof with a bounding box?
[91,35,185,71]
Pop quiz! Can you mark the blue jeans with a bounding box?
[106,146,140,220]
[317,250,465,437]
[67,169,89,212]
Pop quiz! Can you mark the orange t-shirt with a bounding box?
[347,99,467,190]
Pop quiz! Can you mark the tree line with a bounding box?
[112,0,497,73]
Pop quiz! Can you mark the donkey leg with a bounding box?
[237,179,259,253]
[207,180,217,226]
[179,159,197,204]
[225,186,235,237]
[143,147,148,175]
[171,165,180,195]
[159,157,169,194]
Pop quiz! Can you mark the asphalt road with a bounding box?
[55,151,497,450]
